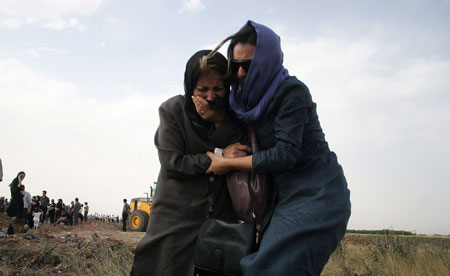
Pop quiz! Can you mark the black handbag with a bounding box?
[193,217,256,276]
[194,174,257,275]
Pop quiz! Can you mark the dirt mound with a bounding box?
[0,212,145,275]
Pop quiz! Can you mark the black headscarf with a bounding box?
[9,171,25,188]
[183,50,230,125]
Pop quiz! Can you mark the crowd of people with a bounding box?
[1,162,127,235]
[1,171,91,230]
[90,213,121,224]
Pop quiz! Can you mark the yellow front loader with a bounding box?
[128,186,155,232]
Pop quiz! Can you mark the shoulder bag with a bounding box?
[226,125,270,223]
[193,174,257,275]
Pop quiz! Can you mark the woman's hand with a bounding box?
[192,96,224,124]
[206,151,231,175]
[223,143,252,158]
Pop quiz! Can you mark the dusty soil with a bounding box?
[0,212,145,276]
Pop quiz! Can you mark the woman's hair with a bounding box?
[206,24,257,75]
[227,24,257,59]
[17,171,26,178]
[199,55,225,76]
[10,171,26,187]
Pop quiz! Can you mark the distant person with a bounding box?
[65,202,70,214]
[48,199,56,224]
[84,202,89,222]
[7,171,25,219]
[4,198,9,212]
[122,199,130,232]
[40,191,49,224]
[31,196,39,215]
[55,199,63,221]
[68,201,75,222]
[32,208,42,229]
[0,197,4,212]
[73,198,81,225]
[57,209,72,226]
[78,204,84,223]
[22,185,32,228]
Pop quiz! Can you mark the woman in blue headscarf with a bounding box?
[206,21,351,275]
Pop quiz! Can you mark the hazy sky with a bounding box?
[1,0,449,235]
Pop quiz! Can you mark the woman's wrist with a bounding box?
[229,155,253,171]
[224,156,238,171]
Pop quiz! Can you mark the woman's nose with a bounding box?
[237,66,247,81]
[205,90,214,101]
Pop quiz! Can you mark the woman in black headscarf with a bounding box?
[131,50,248,276]
[7,171,25,219]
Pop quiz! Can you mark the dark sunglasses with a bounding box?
[230,59,252,74]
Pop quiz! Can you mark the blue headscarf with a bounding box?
[229,20,290,124]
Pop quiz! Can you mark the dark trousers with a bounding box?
[49,212,55,224]
[23,208,28,224]
[41,208,47,223]
[74,212,79,225]
[122,213,128,231]
[27,211,33,228]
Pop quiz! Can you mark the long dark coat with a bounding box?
[241,77,351,276]
[7,179,23,219]
[131,95,245,276]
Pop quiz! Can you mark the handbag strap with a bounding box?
[247,125,257,219]
[209,125,257,220]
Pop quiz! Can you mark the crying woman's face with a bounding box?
[193,72,228,110]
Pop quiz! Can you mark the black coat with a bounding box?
[131,95,245,276]
[7,179,23,219]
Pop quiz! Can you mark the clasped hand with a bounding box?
[207,143,252,175]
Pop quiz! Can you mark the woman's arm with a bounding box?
[155,101,212,179]
[206,152,252,175]
[207,85,312,175]
[157,98,249,179]
[252,86,313,173]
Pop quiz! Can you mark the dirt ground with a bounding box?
[0,212,145,276]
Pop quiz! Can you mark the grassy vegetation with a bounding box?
[2,231,448,275]
[346,229,416,236]
[62,233,448,276]
[62,240,134,276]
[322,233,450,276]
